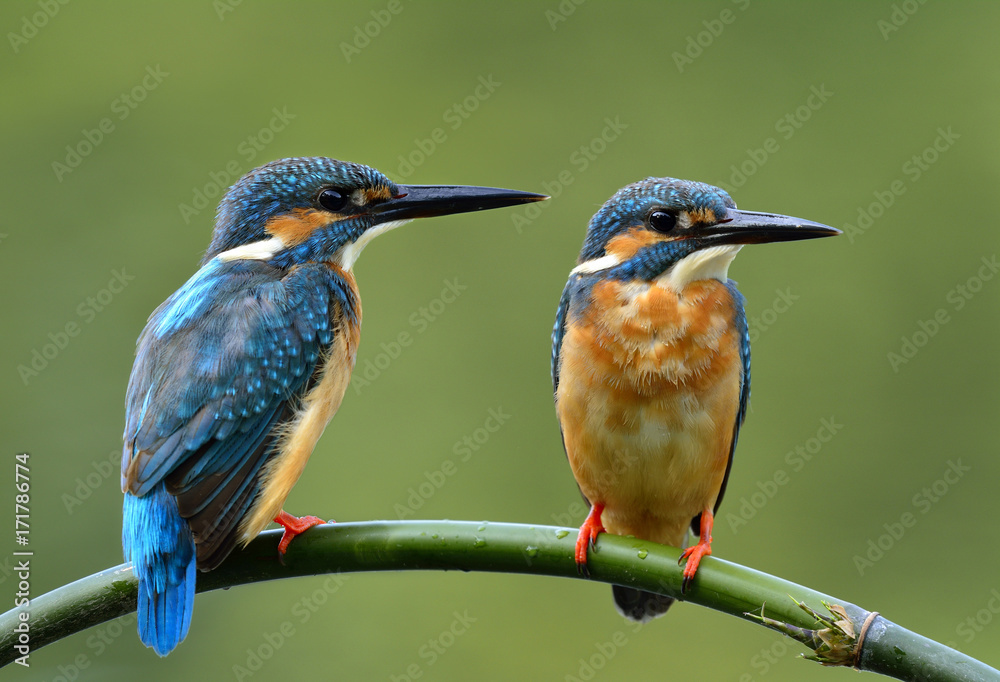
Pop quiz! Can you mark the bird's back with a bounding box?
[123,258,359,568]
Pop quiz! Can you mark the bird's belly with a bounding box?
[569,385,736,546]
[557,278,742,546]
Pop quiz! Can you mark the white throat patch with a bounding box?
[663,245,743,290]
[570,253,624,276]
[335,219,411,270]
[216,237,286,262]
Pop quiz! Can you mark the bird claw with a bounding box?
[574,504,605,576]
[679,541,711,593]
[274,512,331,560]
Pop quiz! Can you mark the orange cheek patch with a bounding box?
[604,227,664,261]
[264,208,338,246]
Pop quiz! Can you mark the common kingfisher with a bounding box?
[121,156,544,655]
[551,177,838,620]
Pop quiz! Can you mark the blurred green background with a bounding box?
[3,1,999,680]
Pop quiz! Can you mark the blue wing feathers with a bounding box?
[707,280,751,521]
[170,402,285,502]
[149,259,224,339]
[122,259,354,655]
[128,429,186,496]
[551,278,573,394]
[182,404,217,452]
[123,261,337,490]
[171,411,289,569]
[728,280,751,444]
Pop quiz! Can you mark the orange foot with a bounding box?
[274,510,332,556]
[575,503,605,576]
[679,509,714,592]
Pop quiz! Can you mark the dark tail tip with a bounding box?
[612,585,674,622]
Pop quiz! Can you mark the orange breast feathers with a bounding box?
[555,277,743,546]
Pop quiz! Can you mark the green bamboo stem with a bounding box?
[1,520,995,680]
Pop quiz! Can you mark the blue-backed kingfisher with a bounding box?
[121,156,544,655]
[551,177,838,620]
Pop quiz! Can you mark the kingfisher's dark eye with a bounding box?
[318,188,347,212]
[648,210,677,234]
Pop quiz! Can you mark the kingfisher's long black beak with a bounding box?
[374,185,547,222]
[702,209,841,245]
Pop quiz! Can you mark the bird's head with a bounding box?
[573,177,839,286]
[205,156,545,268]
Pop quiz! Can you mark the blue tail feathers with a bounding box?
[123,485,196,656]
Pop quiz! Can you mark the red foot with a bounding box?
[575,503,605,575]
[274,511,331,555]
[679,509,714,592]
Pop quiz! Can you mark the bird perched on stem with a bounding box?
[551,177,838,620]
[122,156,544,655]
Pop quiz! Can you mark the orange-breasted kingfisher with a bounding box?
[121,156,544,655]
[551,177,838,620]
